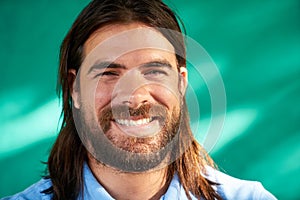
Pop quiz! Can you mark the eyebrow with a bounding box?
[139,60,173,69]
[88,60,173,74]
[88,61,126,74]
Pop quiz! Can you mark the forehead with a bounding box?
[81,23,176,70]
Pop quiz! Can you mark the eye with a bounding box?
[95,71,119,78]
[144,70,168,76]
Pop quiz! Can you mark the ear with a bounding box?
[179,66,188,95]
[68,69,81,109]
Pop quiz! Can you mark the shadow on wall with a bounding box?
[0,137,55,197]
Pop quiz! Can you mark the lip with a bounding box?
[111,117,161,137]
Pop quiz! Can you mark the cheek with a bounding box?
[94,84,113,111]
[149,84,181,110]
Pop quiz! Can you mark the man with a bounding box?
[3,0,276,199]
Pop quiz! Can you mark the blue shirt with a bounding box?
[2,163,276,200]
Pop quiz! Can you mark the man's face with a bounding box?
[71,23,187,171]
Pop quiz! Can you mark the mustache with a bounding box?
[99,104,168,119]
[98,104,168,132]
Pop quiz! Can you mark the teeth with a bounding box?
[115,118,151,126]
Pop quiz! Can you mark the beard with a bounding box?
[98,104,178,154]
[74,102,184,172]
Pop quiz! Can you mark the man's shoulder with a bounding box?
[205,167,277,200]
[1,178,52,200]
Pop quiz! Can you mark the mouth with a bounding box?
[111,117,161,137]
[114,117,154,127]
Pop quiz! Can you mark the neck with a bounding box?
[88,154,170,200]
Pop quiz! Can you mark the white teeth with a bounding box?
[115,118,151,126]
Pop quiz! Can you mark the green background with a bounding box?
[1,0,299,199]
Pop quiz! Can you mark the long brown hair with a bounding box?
[47,0,221,199]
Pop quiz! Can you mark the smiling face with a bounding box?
[70,23,188,171]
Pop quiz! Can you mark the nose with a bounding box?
[123,87,149,108]
[112,70,152,108]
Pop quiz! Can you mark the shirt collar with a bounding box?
[80,163,191,200]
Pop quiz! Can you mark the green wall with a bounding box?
[1,0,299,199]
